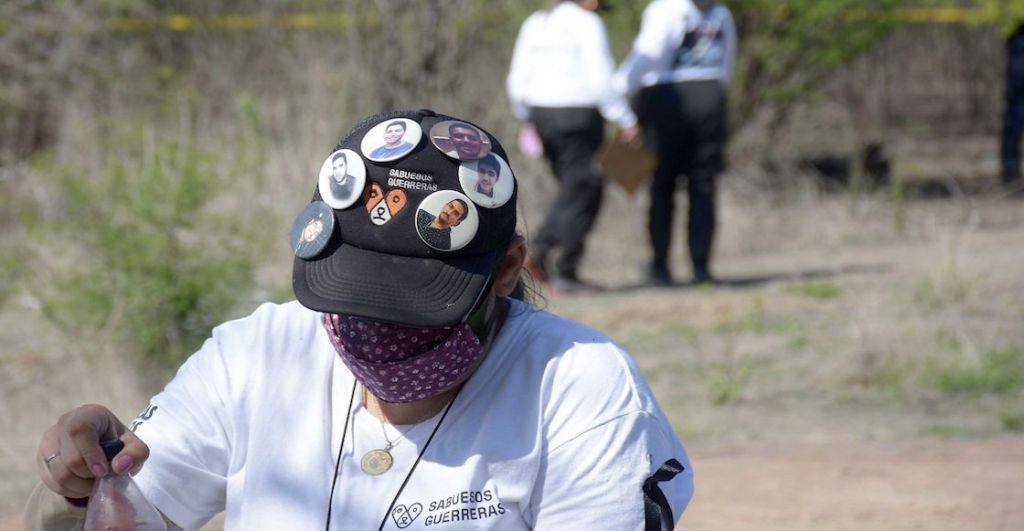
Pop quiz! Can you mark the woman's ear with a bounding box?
[494,235,527,297]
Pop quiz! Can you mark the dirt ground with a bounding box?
[681,438,1024,531]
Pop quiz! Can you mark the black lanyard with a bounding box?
[324,380,464,531]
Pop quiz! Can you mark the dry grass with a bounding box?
[550,186,1024,452]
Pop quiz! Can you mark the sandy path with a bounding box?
[681,438,1024,531]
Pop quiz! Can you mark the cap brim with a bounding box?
[293,240,499,328]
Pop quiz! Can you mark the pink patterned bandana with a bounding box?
[321,313,484,403]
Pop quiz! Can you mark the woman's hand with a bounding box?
[37,404,149,500]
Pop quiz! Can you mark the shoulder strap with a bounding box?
[643,458,685,531]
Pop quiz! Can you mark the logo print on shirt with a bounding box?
[422,489,507,526]
[673,17,725,69]
[128,404,158,432]
[391,503,423,528]
[363,182,408,226]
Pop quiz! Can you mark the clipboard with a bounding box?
[597,135,657,195]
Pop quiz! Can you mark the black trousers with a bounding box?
[1002,26,1024,184]
[634,80,726,277]
[530,107,605,279]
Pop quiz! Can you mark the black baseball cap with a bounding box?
[291,109,518,328]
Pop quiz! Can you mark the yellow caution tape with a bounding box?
[895,7,988,23]
[4,12,351,34]
[0,8,1005,35]
[847,7,990,23]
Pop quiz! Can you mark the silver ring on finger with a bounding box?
[44,452,60,465]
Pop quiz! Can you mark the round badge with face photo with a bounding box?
[414,190,479,252]
[459,153,514,209]
[317,149,367,209]
[429,120,492,161]
[360,118,423,162]
[290,201,335,259]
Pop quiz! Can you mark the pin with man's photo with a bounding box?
[429,120,492,161]
[459,153,514,209]
[318,149,366,209]
[415,190,478,251]
[361,118,422,162]
[290,201,335,259]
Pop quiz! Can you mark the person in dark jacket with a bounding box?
[1002,23,1024,188]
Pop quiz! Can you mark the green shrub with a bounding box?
[27,122,267,368]
[0,247,23,306]
[1001,411,1024,433]
[934,346,1024,396]
[707,358,752,406]
[787,280,840,300]
[0,176,31,307]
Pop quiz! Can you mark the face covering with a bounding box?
[321,313,484,403]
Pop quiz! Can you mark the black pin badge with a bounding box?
[290,201,335,259]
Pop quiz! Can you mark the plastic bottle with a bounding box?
[83,439,167,531]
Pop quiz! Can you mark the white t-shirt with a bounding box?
[131,299,693,530]
[614,0,736,95]
[506,2,637,128]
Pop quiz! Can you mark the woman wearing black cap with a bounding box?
[27,110,692,531]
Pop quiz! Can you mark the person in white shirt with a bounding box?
[507,0,639,294]
[615,0,737,286]
[27,109,694,531]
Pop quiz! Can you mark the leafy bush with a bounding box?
[934,346,1024,396]
[787,280,841,300]
[0,175,28,306]
[707,358,753,405]
[1001,411,1024,432]
[25,121,267,368]
[0,247,23,307]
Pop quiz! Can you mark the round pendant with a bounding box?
[360,449,394,475]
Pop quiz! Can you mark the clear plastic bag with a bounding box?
[83,440,167,531]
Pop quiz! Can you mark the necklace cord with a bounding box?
[324,380,358,531]
[376,382,465,531]
[368,387,411,451]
